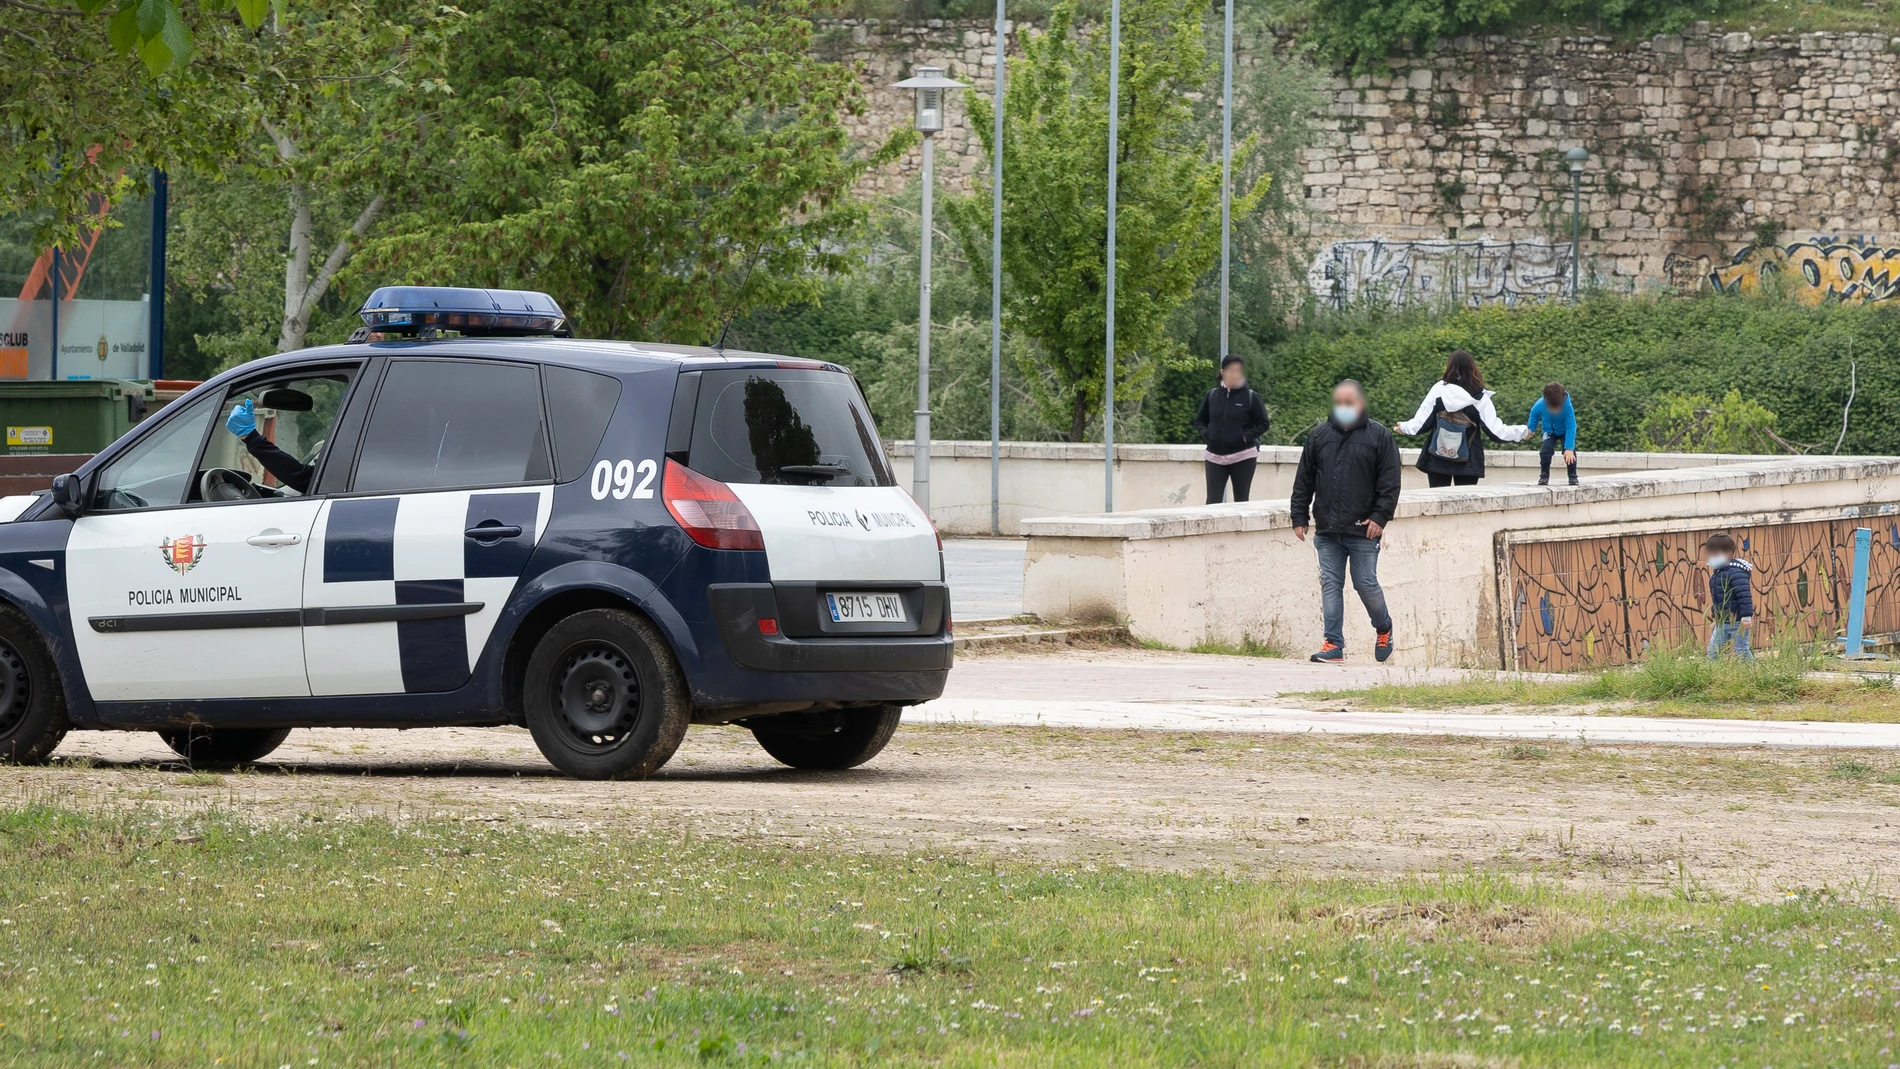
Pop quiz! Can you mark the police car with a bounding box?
[0,287,950,779]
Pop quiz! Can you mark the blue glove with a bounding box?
[226,399,257,438]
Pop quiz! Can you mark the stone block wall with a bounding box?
[826,18,1900,304]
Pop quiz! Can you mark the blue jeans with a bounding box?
[1708,620,1753,660]
[1315,532,1392,647]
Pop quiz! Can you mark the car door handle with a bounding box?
[464,523,524,542]
[246,532,303,547]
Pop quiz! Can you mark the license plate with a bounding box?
[826,592,908,624]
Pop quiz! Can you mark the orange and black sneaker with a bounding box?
[1375,629,1394,662]
[1310,640,1344,663]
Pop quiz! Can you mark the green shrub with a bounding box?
[1306,0,1738,70]
[1254,295,1898,454]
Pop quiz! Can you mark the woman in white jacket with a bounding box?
[1395,349,1530,486]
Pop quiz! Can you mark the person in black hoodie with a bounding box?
[1290,380,1402,663]
[1193,355,1271,504]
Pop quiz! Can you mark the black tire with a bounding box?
[157,727,291,768]
[0,605,67,765]
[750,704,903,771]
[522,608,690,780]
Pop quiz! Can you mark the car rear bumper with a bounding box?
[708,583,953,675]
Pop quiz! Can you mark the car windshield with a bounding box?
[683,369,893,487]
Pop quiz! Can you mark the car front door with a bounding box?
[302,358,554,695]
[66,368,356,701]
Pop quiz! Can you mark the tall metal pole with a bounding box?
[915,133,936,513]
[148,168,168,379]
[1103,0,1120,513]
[1218,0,1234,361]
[49,247,60,381]
[989,1,1006,537]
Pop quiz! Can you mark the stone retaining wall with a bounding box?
[886,439,1772,535]
[1017,456,1900,668]
[828,18,1900,304]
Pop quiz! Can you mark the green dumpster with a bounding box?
[0,380,156,456]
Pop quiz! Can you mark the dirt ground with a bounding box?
[19,715,1900,902]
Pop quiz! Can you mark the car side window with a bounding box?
[352,359,552,493]
[90,392,219,511]
[197,373,354,498]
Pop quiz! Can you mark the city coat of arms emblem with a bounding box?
[160,534,207,574]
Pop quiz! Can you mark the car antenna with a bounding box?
[709,241,767,356]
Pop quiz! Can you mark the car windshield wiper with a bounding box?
[778,464,853,478]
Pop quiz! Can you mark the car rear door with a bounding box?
[301,357,554,695]
[673,366,943,635]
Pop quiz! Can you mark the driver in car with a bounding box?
[225,399,314,493]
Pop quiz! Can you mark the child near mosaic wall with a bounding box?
[1703,532,1756,661]
[1526,382,1578,486]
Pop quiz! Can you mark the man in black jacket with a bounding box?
[1290,380,1402,663]
[1193,355,1271,503]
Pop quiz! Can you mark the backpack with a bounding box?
[1427,406,1475,463]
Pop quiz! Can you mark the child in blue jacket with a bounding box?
[1527,382,1577,486]
[1703,532,1755,660]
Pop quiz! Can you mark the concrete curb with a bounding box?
[953,623,1130,652]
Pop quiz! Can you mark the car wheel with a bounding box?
[0,606,67,765]
[157,727,292,768]
[523,608,689,780]
[750,704,903,771]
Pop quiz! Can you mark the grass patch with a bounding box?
[1315,641,1900,722]
[2,804,1899,1065]
[1187,634,1287,659]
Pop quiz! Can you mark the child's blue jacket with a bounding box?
[1527,396,1577,449]
[1710,559,1755,620]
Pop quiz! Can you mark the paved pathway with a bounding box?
[944,537,1025,621]
[914,698,1900,749]
[922,650,1900,749]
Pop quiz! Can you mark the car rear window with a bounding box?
[679,369,893,487]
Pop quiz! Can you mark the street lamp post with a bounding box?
[989,3,1006,537]
[1566,146,1588,300]
[1218,0,1234,363]
[893,66,966,515]
[1104,0,1120,513]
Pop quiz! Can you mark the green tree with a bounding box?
[162,0,460,364]
[1150,9,1326,443]
[351,0,907,344]
[0,0,308,252]
[947,0,1266,442]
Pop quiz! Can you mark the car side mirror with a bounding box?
[50,473,85,515]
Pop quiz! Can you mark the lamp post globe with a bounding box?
[891,66,966,514]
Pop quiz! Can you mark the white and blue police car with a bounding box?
[0,287,949,778]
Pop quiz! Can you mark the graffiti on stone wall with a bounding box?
[1665,236,1900,306]
[1308,239,1576,309]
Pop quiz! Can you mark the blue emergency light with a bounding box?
[356,286,569,338]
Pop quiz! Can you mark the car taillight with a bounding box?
[663,460,764,551]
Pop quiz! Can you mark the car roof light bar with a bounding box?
[355,286,570,339]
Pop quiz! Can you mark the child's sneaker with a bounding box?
[1536,476,1549,486]
[1568,477,1580,486]
[1309,641,1344,663]
[1375,629,1394,662]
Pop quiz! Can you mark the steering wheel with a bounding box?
[199,467,261,503]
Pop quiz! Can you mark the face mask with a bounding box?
[1707,554,1729,569]
[1332,404,1358,426]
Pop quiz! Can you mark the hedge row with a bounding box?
[1236,296,1899,454]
